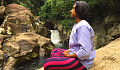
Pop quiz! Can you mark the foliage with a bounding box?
[4,0,44,16]
[39,0,75,31]
[3,0,120,32]
[39,0,74,21]
[57,19,75,32]
[39,0,112,31]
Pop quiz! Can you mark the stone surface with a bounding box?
[33,22,51,38]
[38,67,44,70]
[3,57,17,70]
[0,50,4,67]
[88,38,120,70]
[0,35,4,49]
[0,6,5,19]
[0,4,56,69]
[2,32,55,70]
[1,4,35,35]
[0,28,5,34]
[0,34,11,49]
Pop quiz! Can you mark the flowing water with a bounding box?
[15,30,68,70]
[15,56,48,70]
[50,30,63,48]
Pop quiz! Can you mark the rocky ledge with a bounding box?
[38,38,120,70]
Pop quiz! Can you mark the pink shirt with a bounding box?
[69,20,95,69]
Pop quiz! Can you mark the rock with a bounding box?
[0,50,4,67]
[88,38,120,70]
[37,67,44,70]
[0,35,4,49]
[3,57,17,70]
[2,32,55,70]
[3,42,20,56]
[1,4,35,35]
[0,34,11,49]
[43,21,55,30]
[38,27,51,38]
[3,32,55,57]
[0,6,5,19]
[34,22,51,38]
[90,2,120,49]
[34,16,40,22]
[0,6,5,26]
[32,16,51,38]
[107,24,120,38]
[5,4,33,16]
[57,24,63,32]
[59,38,69,47]
[94,26,106,49]
[0,28,5,34]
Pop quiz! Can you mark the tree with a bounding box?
[39,0,74,21]
[1,0,4,6]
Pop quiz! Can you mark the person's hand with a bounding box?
[64,50,70,53]
[63,50,78,58]
[63,50,70,57]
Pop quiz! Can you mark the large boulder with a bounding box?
[0,27,5,34]
[0,35,5,49]
[91,0,120,49]
[92,15,120,49]
[88,38,120,70]
[33,16,51,38]
[2,32,55,70]
[0,6,5,19]
[0,34,11,49]
[1,4,35,35]
[33,21,51,38]
[34,23,51,38]
[0,6,5,25]
[104,15,120,43]
[0,50,4,67]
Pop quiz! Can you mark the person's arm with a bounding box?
[76,25,92,60]
[63,25,92,59]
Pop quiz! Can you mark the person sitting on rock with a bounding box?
[44,1,95,70]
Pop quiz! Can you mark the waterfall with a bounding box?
[50,30,63,47]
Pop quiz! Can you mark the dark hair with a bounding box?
[75,1,89,20]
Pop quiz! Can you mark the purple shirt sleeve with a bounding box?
[76,25,91,60]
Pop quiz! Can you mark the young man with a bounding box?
[44,1,95,70]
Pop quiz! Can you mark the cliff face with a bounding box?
[90,0,120,49]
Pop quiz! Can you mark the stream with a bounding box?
[15,56,48,70]
[15,45,68,70]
